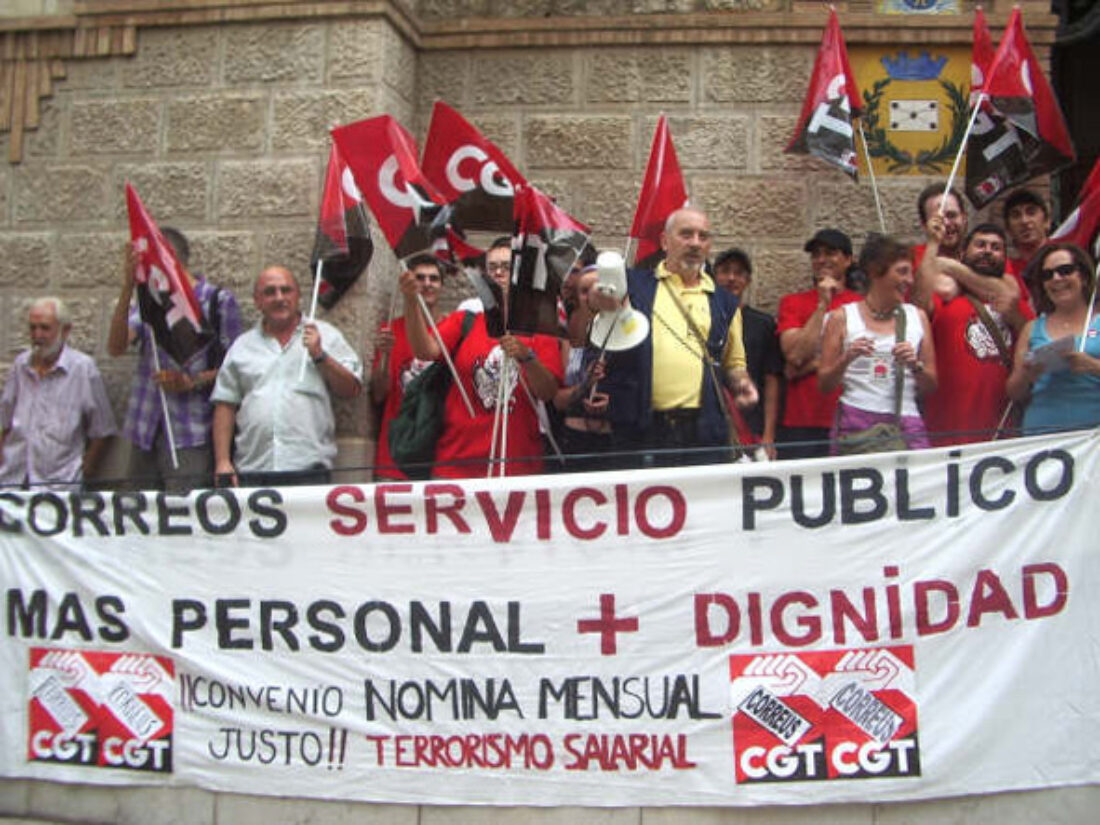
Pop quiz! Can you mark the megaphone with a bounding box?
[589,251,649,352]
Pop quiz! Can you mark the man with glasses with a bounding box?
[371,254,447,480]
[211,266,362,487]
[914,218,1033,446]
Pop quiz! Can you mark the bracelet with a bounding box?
[517,351,536,364]
[312,351,328,365]
[910,360,925,374]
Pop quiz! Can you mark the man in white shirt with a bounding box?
[211,266,362,487]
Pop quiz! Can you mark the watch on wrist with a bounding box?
[518,351,535,364]
[312,351,328,365]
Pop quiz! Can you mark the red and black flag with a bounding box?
[421,101,527,234]
[508,185,591,338]
[1051,157,1100,255]
[628,114,688,269]
[434,227,485,273]
[331,115,449,260]
[966,8,1075,207]
[310,142,374,309]
[785,8,861,179]
[125,183,211,366]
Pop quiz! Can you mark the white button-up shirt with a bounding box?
[211,320,362,472]
[0,346,117,489]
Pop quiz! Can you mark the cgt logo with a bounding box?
[729,647,921,783]
[27,648,174,774]
[444,144,514,198]
[378,154,439,221]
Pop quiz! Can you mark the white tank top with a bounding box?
[840,302,923,417]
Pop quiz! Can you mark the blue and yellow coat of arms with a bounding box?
[851,46,970,176]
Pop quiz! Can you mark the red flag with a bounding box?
[310,143,374,309]
[1051,158,1100,255]
[125,183,211,366]
[434,227,485,270]
[628,115,688,269]
[421,101,527,233]
[331,116,448,260]
[970,6,996,104]
[785,8,861,179]
[508,185,591,337]
[967,8,1075,207]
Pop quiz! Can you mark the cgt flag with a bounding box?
[124,183,211,366]
[331,115,449,260]
[421,101,527,234]
[966,8,1075,208]
[629,115,688,269]
[310,143,375,310]
[785,8,861,179]
[508,185,591,338]
[1051,158,1100,256]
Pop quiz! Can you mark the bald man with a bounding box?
[211,266,362,487]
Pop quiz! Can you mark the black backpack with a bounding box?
[387,312,476,479]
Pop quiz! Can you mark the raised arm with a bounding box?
[107,242,138,357]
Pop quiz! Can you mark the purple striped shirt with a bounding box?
[123,277,242,450]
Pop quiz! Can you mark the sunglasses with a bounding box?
[1040,262,1079,282]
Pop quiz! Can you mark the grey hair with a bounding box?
[663,205,704,234]
[30,296,70,326]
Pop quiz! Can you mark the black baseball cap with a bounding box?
[713,247,752,275]
[804,228,852,256]
[1003,189,1048,220]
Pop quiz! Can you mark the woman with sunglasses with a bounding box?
[1007,243,1100,435]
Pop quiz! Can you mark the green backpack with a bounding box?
[387,312,476,479]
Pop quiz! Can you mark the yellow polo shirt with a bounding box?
[650,263,746,411]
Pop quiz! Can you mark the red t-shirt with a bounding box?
[924,292,1034,446]
[372,318,434,481]
[431,312,563,479]
[776,288,863,429]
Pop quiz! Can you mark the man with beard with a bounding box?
[914,217,1033,446]
[776,229,862,459]
[599,208,757,466]
[0,297,116,490]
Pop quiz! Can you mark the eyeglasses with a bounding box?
[485,262,511,274]
[1040,263,1079,282]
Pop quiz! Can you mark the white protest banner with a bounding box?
[2,430,1099,806]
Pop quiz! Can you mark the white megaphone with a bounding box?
[589,251,649,352]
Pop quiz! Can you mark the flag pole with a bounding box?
[1080,255,1100,353]
[147,327,180,471]
[417,292,476,417]
[298,259,325,382]
[499,355,511,477]
[940,93,986,217]
[857,121,887,234]
[487,356,507,477]
[623,237,638,270]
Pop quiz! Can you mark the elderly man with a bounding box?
[914,217,1033,446]
[212,266,362,487]
[776,229,862,459]
[600,207,757,466]
[1,297,116,490]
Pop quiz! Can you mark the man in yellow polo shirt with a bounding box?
[599,207,757,467]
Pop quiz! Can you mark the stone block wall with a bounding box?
[0,0,1059,482]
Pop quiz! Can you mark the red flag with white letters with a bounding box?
[421,101,527,233]
[628,115,689,269]
[508,185,591,337]
[331,116,448,260]
[310,142,374,309]
[967,8,1075,207]
[785,8,861,179]
[125,183,211,366]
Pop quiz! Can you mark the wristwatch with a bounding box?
[517,350,536,364]
[312,351,328,365]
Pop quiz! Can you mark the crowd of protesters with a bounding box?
[2,183,1099,490]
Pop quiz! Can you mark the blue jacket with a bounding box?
[593,268,739,446]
